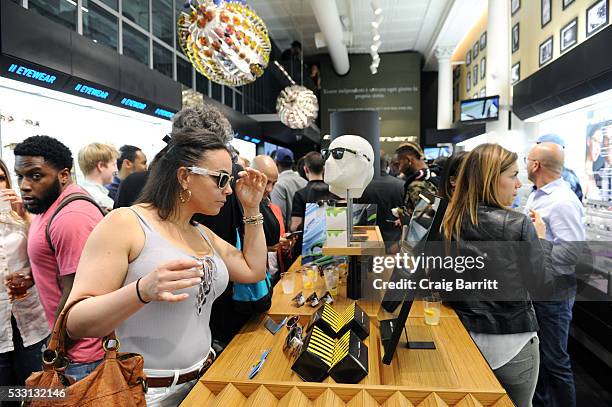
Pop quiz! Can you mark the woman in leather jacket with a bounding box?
[441,143,550,407]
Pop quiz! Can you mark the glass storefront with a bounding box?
[82,0,118,51]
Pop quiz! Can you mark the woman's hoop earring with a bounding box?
[179,188,192,204]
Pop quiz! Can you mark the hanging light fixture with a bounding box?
[177,0,271,87]
[276,85,319,129]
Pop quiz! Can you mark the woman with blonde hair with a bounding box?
[0,158,49,388]
[442,143,551,407]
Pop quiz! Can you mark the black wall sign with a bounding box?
[0,54,69,91]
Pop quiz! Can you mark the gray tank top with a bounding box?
[116,209,229,370]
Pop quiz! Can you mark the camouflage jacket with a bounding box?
[404,179,438,216]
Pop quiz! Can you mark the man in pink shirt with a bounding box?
[14,136,104,381]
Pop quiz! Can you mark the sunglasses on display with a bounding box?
[325,147,371,162]
[188,166,234,189]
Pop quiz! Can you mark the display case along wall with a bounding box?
[0,77,171,186]
[511,0,610,84]
[452,11,488,124]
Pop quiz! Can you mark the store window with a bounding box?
[235,91,243,113]
[28,0,77,31]
[176,57,192,88]
[122,0,149,30]
[224,87,234,108]
[152,0,173,46]
[196,73,209,96]
[97,0,117,10]
[82,1,118,51]
[211,82,222,102]
[153,42,173,79]
[122,24,149,66]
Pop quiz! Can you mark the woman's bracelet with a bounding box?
[243,213,264,226]
[136,278,150,304]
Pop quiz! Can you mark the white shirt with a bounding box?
[0,217,49,352]
[81,179,114,211]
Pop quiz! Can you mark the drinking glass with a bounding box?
[323,266,339,296]
[281,272,295,294]
[423,294,441,326]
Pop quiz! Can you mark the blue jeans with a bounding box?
[532,299,576,407]
[65,359,103,382]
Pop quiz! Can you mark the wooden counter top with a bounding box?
[181,305,511,407]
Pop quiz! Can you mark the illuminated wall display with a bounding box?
[0,54,177,120]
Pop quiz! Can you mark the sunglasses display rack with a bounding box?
[291,326,369,383]
[307,303,370,341]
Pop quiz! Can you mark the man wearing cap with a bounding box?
[270,148,307,231]
[394,142,440,222]
[537,134,583,201]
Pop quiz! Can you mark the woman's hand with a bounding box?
[235,167,267,211]
[139,259,203,303]
[529,209,547,239]
[0,189,28,221]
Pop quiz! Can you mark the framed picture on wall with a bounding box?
[473,65,479,84]
[539,36,554,66]
[480,88,486,97]
[467,72,472,91]
[512,0,521,16]
[466,49,472,65]
[586,0,609,37]
[542,0,552,28]
[563,0,576,10]
[473,42,479,58]
[512,62,521,84]
[560,18,578,53]
[480,32,487,50]
[512,23,520,53]
[480,57,486,79]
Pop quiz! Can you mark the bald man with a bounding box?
[252,155,295,278]
[524,142,585,407]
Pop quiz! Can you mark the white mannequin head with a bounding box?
[324,135,374,198]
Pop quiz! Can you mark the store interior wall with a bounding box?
[511,0,611,84]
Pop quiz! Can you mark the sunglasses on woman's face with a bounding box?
[325,147,371,162]
[188,166,233,189]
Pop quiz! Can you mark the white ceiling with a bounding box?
[249,0,453,56]
[248,0,488,72]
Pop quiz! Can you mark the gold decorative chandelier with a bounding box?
[177,0,271,87]
[276,85,319,129]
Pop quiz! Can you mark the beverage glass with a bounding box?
[323,266,339,296]
[281,272,295,294]
[4,271,31,301]
[423,294,441,326]
[301,265,318,289]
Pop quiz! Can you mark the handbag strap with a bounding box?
[45,296,117,368]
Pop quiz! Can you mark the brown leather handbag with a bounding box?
[25,297,147,406]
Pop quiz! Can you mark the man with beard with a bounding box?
[395,142,440,223]
[14,136,105,381]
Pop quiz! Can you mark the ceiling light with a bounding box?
[371,21,380,29]
[276,86,319,129]
[370,65,378,75]
[370,44,379,52]
[373,33,381,42]
[177,0,271,87]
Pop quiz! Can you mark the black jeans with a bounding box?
[0,315,47,406]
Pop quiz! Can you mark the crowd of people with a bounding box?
[0,102,584,407]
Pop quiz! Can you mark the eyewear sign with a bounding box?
[1,54,176,120]
[0,54,69,90]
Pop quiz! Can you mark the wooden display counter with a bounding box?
[181,252,512,407]
[321,225,386,256]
